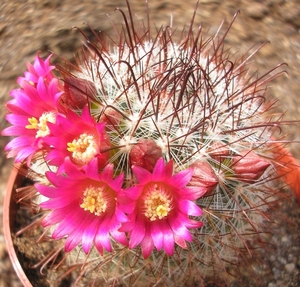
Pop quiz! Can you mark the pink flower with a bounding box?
[45,106,111,171]
[36,158,128,254]
[2,65,63,163]
[18,53,56,86]
[120,158,203,258]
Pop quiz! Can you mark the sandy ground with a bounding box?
[0,0,300,286]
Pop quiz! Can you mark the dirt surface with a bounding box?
[0,0,300,286]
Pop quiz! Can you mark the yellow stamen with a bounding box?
[80,186,107,216]
[26,117,38,129]
[144,184,171,221]
[25,112,56,137]
[67,133,98,165]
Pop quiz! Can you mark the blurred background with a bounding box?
[0,0,299,286]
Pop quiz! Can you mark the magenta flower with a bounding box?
[45,106,111,170]
[17,53,56,86]
[2,68,63,163]
[120,158,203,258]
[36,158,128,254]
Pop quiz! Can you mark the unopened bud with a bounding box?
[208,142,229,162]
[189,161,218,197]
[232,150,271,183]
[100,107,123,132]
[129,139,163,172]
[63,77,96,109]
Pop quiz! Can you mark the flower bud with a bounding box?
[63,77,96,109]
[189,161,218,197]
[129,139,163,172]
[232,150,271,183]
[208,142,229,162]
[100,107,123,132]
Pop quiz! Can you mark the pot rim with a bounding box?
[3,164,33,287]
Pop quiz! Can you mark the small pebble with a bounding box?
[284,263,295,273]
[245,3,268,19]
[269,255,276,262]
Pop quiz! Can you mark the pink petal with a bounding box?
[177,199,202,216]
[150,221,163,251]
[1,126,27,136]
[115,207,128,223]
[35,184,57,198]
[181,186,206,200]
[129,215,145,248]
[95,229,112,252]
[66,212,92,246]
[123,186,143,200]
[45,172,67,188]
[111,228,128,246]
[108,173,124,191]
[169,168,193,188]
[15,146,37,162]
[168,214,193,242]
[51,209,81,238]
[42,209,65,226]
[118,196,136,213]
[152,158,170,180]
[65,231,83,252]
[141,231,154,259]
[185,219,203,229]
[5,114,29,126]
[94,242,104,255]
[82,218,99,254]
[160,221,174,256]
[132,165,151,184]
[5,136,33,150]
[40,196,77,209]
[86,158,102,179]
[118,218,135,232]
[174,234,187,249]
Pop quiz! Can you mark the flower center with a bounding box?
[67,133,98,165]
[25,112,56,138]
[144,184,171,221]
[80,186,108,216]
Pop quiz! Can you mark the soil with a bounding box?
[0,0,300,286]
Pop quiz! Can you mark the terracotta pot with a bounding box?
[3,164,32,287]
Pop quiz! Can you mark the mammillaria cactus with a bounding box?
[2,1,299,286]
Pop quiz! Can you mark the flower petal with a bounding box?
[177,199,202,216]
[150,221,163,251]
[141,230,154,259]
[168,214,193,242]
[129,215,145,248]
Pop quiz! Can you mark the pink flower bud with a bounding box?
[232,150,271,183]
[208,142,229,162]
[189,161,218,197]
[100,107,123,132]
[63,77,96,109]
[129,139,163,172]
